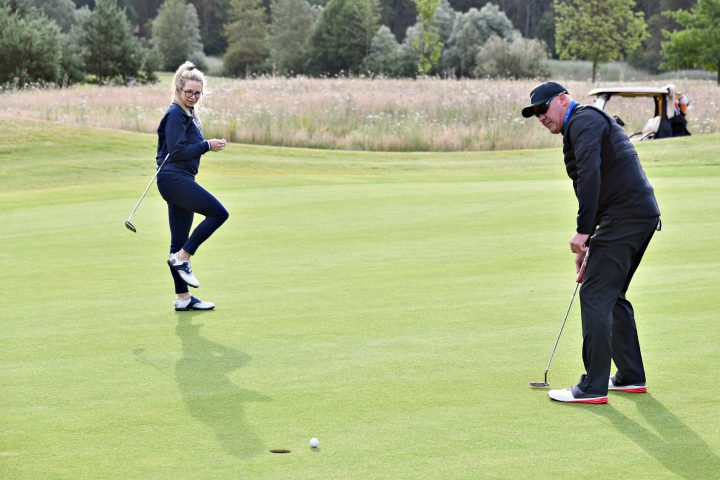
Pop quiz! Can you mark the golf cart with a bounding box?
[588,84,691,141]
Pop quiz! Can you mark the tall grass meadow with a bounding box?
[2,74,717,151]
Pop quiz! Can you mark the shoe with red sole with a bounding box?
[608,375,647,393]
[548,385,608,404]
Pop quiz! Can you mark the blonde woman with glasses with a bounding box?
[155,61,228,311]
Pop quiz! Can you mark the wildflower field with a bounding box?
[2,77,717,151]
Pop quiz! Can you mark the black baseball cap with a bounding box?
[521,81,569,118]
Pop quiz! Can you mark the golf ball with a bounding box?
[310,437,320,448]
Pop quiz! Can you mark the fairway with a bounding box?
[1,119,719,479]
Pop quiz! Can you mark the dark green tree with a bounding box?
[362,25,405,76]
[0,2,64,86]
[628,0,695,73]
[74,0,150,83]
[152,0,206,71]
[189,0,231,55]
[27,0,77,31]
[269,0,319,74]
[58,28,86,84]
[535,3,556,57]
[662,0,720,84]
[306,0,380,75]
[380,0,416,41]
[555,0,648,83]
[223,0,269,76]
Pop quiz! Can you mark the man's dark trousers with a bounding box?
[577,216,660,395]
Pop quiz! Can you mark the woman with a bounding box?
[156,61,228,311]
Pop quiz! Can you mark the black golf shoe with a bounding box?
[168,253,199,288]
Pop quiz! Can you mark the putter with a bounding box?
[529,249,590,388]
[124,153,170,233]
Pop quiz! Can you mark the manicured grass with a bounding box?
[1,119,719,479]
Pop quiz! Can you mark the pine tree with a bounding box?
[152,0,205,71]
[223,0,269,76]
[0,3,64,86]
[74,0,145,83]
[269,0,319,74]
[306,0,380,75]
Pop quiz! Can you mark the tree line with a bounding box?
[1,0,718,87]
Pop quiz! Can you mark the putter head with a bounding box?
[125,220,137,233]
[529,381,550,388]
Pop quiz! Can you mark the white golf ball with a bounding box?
[310,437,320,448]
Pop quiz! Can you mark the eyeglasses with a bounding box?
[182,89,203,98]
[534,93,561,117]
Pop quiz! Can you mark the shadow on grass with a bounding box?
[174,314,269,458]
[581,394,720,478]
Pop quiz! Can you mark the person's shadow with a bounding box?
[174,315,269,458]
[581,394,720,478]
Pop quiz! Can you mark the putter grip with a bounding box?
[576,250,590,283]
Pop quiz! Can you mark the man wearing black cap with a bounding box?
[522,82,661,404]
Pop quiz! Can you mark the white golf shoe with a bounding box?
[168,253,199,288]
[548,386,608,404]
[174,296,215,311]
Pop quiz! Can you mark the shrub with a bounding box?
[362,26,405,77]
[474,36,551,79]
[442,3,518,77]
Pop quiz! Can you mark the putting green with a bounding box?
[1,119,719,479]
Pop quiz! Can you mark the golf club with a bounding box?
[529,249,590,388]
[124,153,169,233]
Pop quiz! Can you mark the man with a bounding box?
[522,82,661,404]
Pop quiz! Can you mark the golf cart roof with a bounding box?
[588,86,672,97]
[588,84,685,141]
[589,84,677,115]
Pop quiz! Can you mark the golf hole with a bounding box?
[269,449,291,454]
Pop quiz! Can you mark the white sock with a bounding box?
[176,296,191,306]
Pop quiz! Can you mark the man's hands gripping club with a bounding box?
[569,232,590,274]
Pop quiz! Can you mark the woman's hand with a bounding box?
[208,139,227,152]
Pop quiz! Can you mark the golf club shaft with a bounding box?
[126,154,169,222]
[542,249,590,376]
[543,281,580,375]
